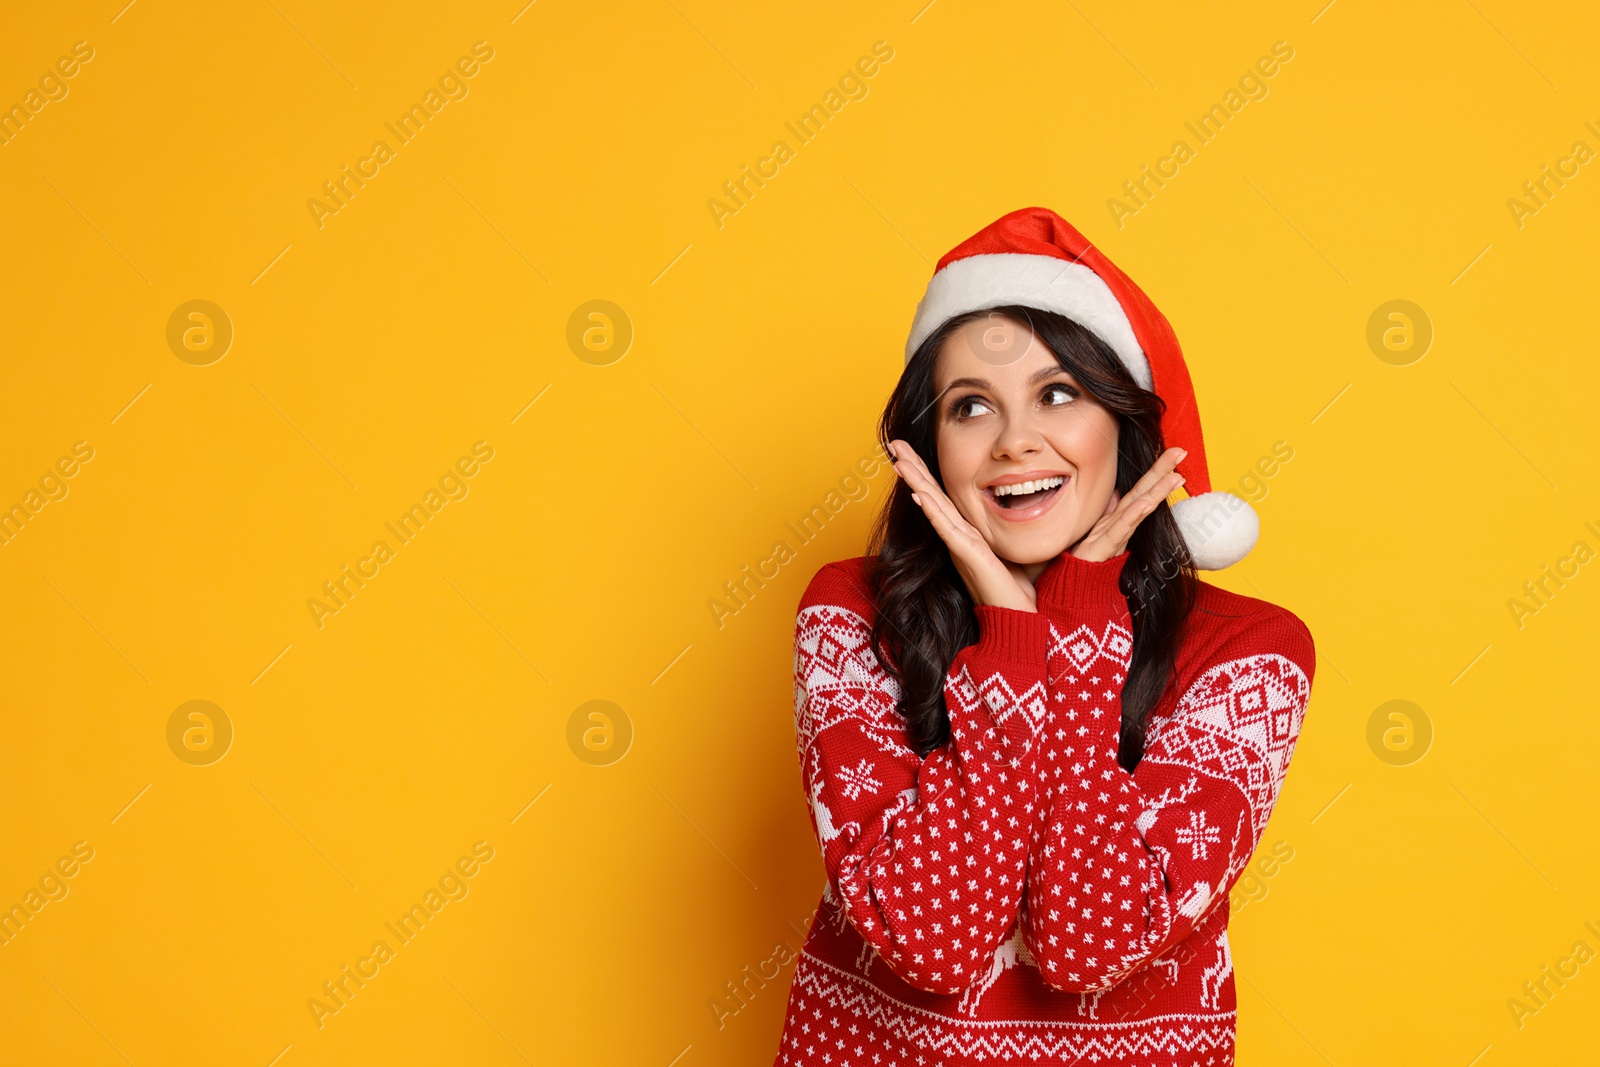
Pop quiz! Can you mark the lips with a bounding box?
[982,473,1070,521]
[991,475,1065,501]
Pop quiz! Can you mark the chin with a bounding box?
[988,529,1075,567]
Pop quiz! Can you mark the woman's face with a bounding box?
[931,313,1121,567]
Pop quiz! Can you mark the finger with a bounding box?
[1104,452,1186,527]
[918,480,981,545]
[929,482,987,545]
[910,487,974,552]
[893,451,951,517]
[1111,447,1187,514]
[1124,469,1186,518]
[897,456,994,566]
[891,444,977,536]
[1112,471,1182,530]
[888,440,935,493]
[1100,471,1184,544]
[1080,467,1181,551]
[890,445,1018,589]
[890,440,941,495]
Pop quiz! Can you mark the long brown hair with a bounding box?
[864,306,1198,772]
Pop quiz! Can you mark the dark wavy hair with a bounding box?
[864,305,1198,772]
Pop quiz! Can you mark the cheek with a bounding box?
[935,435,988,521]
[934,433,977,491]
[948,483,988,527]
[1049,413,1118,475]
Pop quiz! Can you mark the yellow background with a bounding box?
[2,1,1598,1063]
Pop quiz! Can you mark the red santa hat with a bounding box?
[903,206,1257,571]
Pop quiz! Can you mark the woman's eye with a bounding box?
[954,397,993,418]
[1043,385,1077,406]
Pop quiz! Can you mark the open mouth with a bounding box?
[985,475,1066,511]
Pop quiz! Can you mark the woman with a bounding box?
[772,208,1315,1065]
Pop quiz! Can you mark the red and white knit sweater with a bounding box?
[772,548,1315,1067]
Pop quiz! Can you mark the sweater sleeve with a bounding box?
[1022,558,1316,992]
[793,562,1052,996]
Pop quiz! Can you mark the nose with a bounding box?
[991,409,1044,462]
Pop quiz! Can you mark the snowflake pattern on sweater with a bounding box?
[773,548,1315,1067]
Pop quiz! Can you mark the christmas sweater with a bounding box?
[772,548,1315,1066]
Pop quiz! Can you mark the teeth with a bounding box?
[993,476,1065,498]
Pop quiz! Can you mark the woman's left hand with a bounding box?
[1070,446,1187,562]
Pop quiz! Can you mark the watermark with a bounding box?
[566,300,633,366]
[0,841,95,947]
[1365,299,1432,366]
[1366,699,1432,766]
[166,299,234,365]
[1101,917,1215,1017]
[1228,839,1294,915]
[306,840,495,1029]
[1506,919,1600,1030]
[707,445,889,629]
[0,440,95,548]
[1506,122,1599,230]
[1230,440,1294,504]
[1108,40,1295,228]
[0,40,95,148]
[1148,440,1293,579]
[1506,519,1599,629]
[708,897,823,1029]
[706,41,895,230]
[960,309,1042,368]
[566,700,633,766]
[166,700,234,766]
[307,441,495,629]
[307,41,496,230]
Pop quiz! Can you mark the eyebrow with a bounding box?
[942,365,1073,392]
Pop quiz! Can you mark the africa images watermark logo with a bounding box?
[1106,39,1295,228]
[706,446,889,630]
[0,40,95,148]
[306,41,496,230]
[0,440,95,548]
[307,442,496,629]
[306,841,495,1029]
[705,41,895,230]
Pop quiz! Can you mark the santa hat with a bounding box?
[903,206,1257,571]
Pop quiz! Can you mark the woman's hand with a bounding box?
[888,440,1038,612]
[1070,446,1187,562]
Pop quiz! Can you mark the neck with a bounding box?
[1019,558,1053,583]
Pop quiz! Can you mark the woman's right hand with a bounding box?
[888,439,1038,613]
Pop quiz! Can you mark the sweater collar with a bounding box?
[1033,548,1131,611]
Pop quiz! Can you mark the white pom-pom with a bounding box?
[1170,491,1259,571]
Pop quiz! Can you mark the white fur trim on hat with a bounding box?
[905,252,1152,390]
[1171,491,1260,571]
